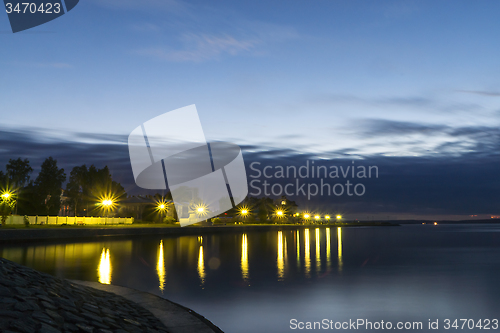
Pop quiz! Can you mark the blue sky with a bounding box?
[2,0,500,156]
[2,1,500,219]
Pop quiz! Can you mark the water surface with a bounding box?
[1,224,500,332]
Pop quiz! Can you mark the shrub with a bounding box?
[163,216,177,224]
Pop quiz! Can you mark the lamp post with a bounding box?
[158,203,166,223]
[101,199,113,224]
[195,206,209,225]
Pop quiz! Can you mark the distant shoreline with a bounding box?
[0,222,398,243]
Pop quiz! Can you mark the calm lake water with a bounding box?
[1,224,500,332]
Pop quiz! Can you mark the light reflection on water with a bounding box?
[304,228,311,278]
[197,244,205,287]
[98,248,111,284]
[241,234,248,282]
[277,231,284,280]
[326,227,331,270]
[315,228,321,274]
[2,225,500,333]
[296,230,300,269]
[157,240,165,292]
[338,226,343,271]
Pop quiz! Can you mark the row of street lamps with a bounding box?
[237,206,341,221]
[3,192,342,222]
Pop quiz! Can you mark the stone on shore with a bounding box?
[0,258,170,333]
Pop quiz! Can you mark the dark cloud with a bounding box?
[358,119,449,138]
[0,128,136,193]
[356,119,500,156]
[1,127,499,219]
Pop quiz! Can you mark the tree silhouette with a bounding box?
[34,157,66,215]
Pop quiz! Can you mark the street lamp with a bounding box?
[1,192,11,199]
[237,206,251,223]
[157,203,167,223]
[304,213,310,219]
[336,215,342,220]
[100,198,114,223]
[325,215,331,220]
[102,199,113,207]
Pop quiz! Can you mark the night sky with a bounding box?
[1,0,500,220]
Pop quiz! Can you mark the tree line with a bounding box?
[0,157,125,217]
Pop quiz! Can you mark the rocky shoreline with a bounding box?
[0,258,170,333]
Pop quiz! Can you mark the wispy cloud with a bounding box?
[456,90,500,97]
[135,33,259,62]
[128,0,300,63]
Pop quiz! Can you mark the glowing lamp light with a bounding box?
[314,215,320,220]
[434,222,438,225]
[158,203,165,210]
[277,210,284,216]
[241,209,248,215]
[1,192,11,199]
[304,214,310,219]
[197,207,205,213]
[102,199,113,207]
[325,215,330,220]
[336,215,342,219]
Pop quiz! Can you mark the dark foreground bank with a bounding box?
[0,258,223,333]
[0,222,398,242]
[0,258,170,333]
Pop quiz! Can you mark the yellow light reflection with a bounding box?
[157,241,165,292]
[326,228,331,269]
[241,234,249,282]
[284,234,288,262]
[337,227,343,271]
[98,248,111,285]
[296,230,300,269]
[277,231,284,280]
[198,245,205,286]
[304,228,310,278]
[315,228,321,273]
